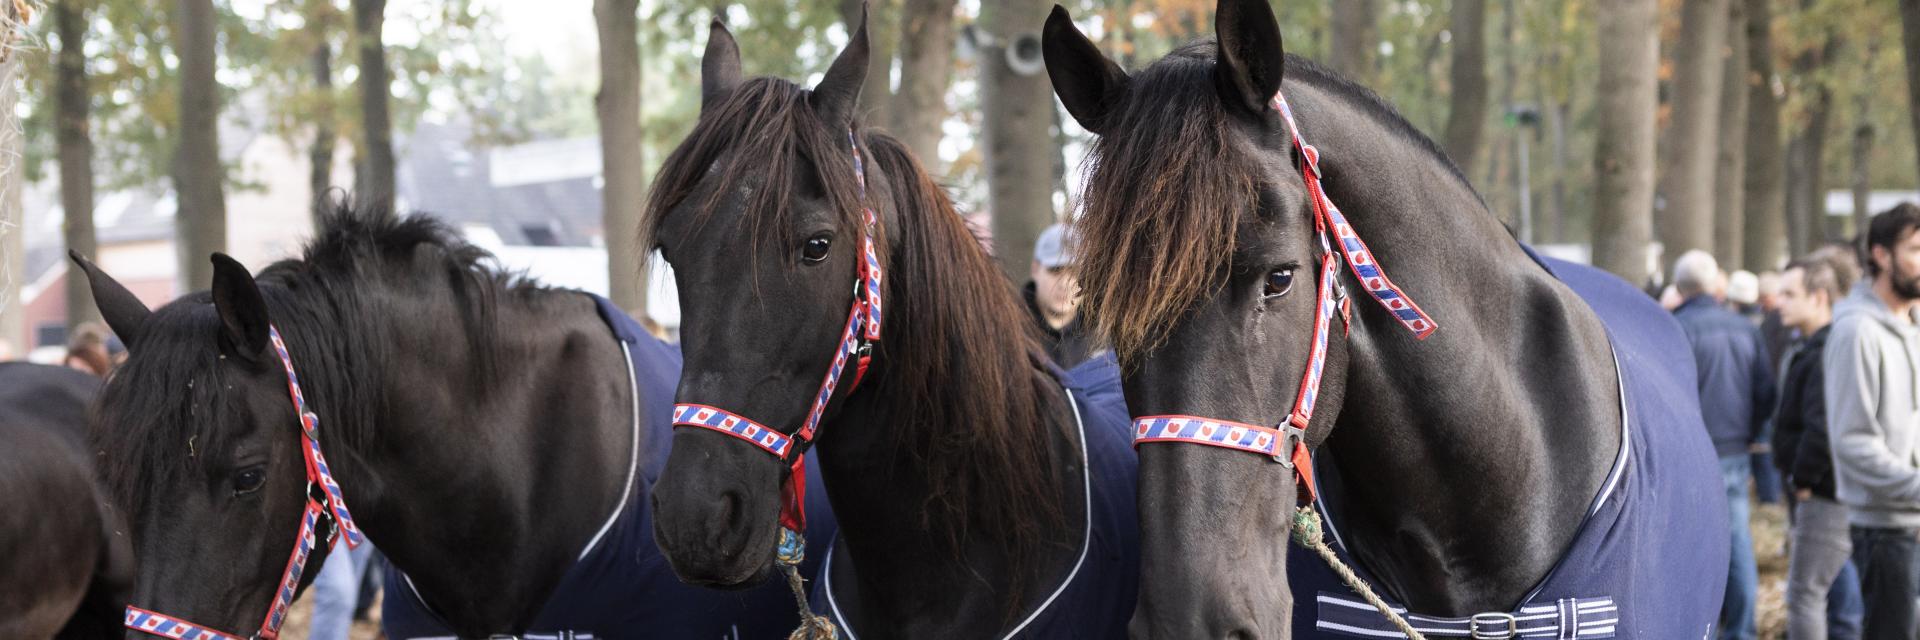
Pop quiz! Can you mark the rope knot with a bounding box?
[1291,505,1324,546]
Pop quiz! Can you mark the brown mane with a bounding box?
[1074,44,1471,362]
[1074,44,1264,362]
[643,78,1068,589]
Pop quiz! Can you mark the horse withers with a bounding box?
[645,10,1139,638]
[1044,0,1725,637]
[81,207,833,640]
[0,362,131,639]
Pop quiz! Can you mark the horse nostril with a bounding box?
[1226,629,1258,640]
[720,489,744,530]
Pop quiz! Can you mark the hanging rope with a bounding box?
[778,529,839,640]
[1292,506,1427,640]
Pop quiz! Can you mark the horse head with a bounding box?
[1047,0,1350,635]
[84,253,347,639]
[645,10,884,589]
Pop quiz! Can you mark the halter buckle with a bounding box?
[1300,144,1324,179]
[1468,612,1518,639]
[1272,421,1307,467]
[306,482,339,544]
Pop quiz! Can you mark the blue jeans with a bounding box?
[1752,450,1784,504]
[1849,526,1919,640]
[309,541,377,640]
[1831,559,1865,639]
[1720,455,1759,640]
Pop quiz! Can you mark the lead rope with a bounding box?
[1291,506,1426,640]
[779,528,839,640]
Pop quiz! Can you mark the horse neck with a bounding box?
[317,279,637,633]
[1288,79,1621,614]
[810,177,1088,632]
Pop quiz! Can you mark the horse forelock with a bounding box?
[1076,47,1263,364]
[640,77,870,289]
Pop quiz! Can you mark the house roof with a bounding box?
[397,120,604,248]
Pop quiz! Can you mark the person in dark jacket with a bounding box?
[1773,249,1865,640]
[1024,223,1098,369]
[1672,249,1778,640]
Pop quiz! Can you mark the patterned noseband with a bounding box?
[126,326,365,640]
[1131,89,1438,504]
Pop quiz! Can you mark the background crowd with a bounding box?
[1688,204,1920,640]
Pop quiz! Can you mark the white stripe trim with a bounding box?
[578,345,643,561]
[825,389,1095,639]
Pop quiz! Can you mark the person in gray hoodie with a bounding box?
[1828,203,1920,640]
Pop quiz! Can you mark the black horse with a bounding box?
[646,13,1140,639]
[80,207,832,639]
[0,362,130,639]
[1045,0,1725,637]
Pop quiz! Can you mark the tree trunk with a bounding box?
[1548,99,1569,243]
[1902,0,1920,188]
[353,0,395,212]
[1591,0,1660,285]
[1851,91,1873,238]
[1743,0,1786,271]
[596,0,647,315]
[1442,0,1488,173]
[1713,0,1748,266]
[174,0,227,291]
[1328,0,1377,85]
[980,0,1056,280]
[0,0,27,355]
[841,0,895,124]
[310,39,336,210]
[888,0,955,169]
[1784,30,1838,255]
[1656,0,1729,259]
[55,0,98,331]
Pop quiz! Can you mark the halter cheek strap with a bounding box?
[126,326,364,640]
[1129,89,1437,505]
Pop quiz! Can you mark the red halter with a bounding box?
[672,130,884,538]
[125,326,365,640]
[1130,89,1438,504]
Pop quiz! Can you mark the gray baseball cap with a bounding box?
[1034,223,1077,269]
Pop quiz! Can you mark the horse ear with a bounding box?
[702,18,742,116]
[1043,5,1130,135]
[1212,0,1285,117]
[209,253,272,361]
[811,3,869,129]
[68,251,151,350]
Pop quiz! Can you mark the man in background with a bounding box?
[1025,223,1095,369]
[1829,204,1920,639]
[1773,248,1864,639]
[1672,248,1777,640]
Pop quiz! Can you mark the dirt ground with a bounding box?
[1755,499,1790,639]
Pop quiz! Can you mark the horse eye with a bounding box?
[1263,269,1295,299]
[801,236,832,264]
[232,467,267,496]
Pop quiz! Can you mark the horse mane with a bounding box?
[643,78,1068,588]
[1074,42,1471,361]
[862,134,1069,573]
[93,203,545,517]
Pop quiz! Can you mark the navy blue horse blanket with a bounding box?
[807,354,1142,638]
[1294,254,1729,638]
[380,294,840,640]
